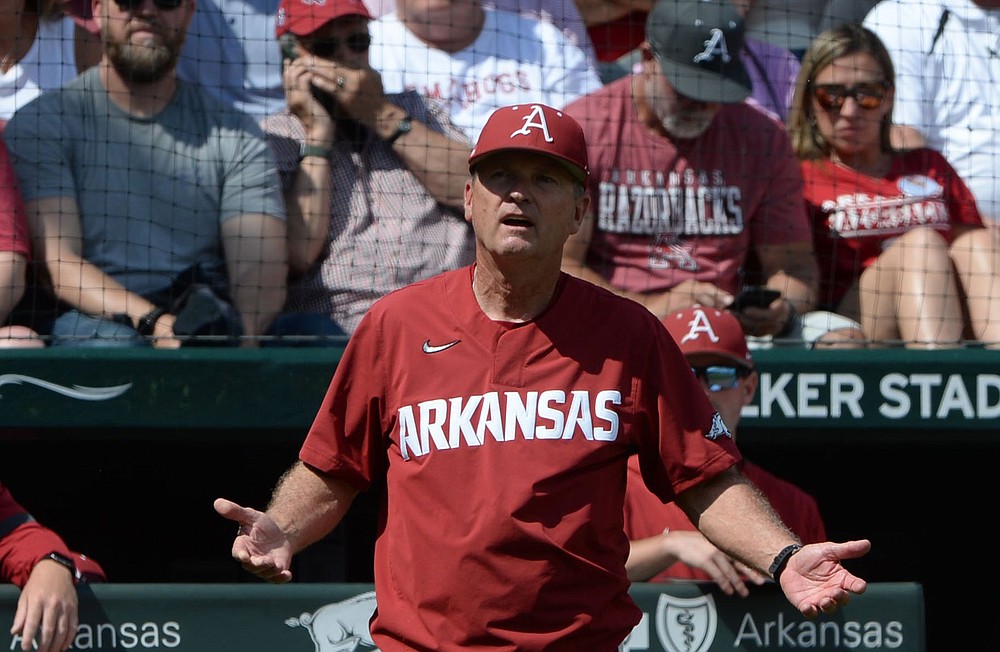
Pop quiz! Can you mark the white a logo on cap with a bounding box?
[510,105,554,143]
[680,308,720,344]
[692,28,732,64]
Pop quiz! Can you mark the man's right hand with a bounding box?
[11,558,79,652]
[213,498,295,584]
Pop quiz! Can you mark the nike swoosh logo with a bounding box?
[422,339,460,354]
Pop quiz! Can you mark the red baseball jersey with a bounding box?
[623,456,827,583]
[0,483,73,587]
[300,265,741,651]
[802,149,984,307]
[563,77,811,296]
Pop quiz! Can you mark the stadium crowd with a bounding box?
[3,0,996,649]
[1,0,999,349]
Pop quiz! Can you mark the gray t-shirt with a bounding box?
[6,66,285,297]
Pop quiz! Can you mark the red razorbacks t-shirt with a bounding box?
[802,149,984,307]
[564,77,811,296]
[300,265,741,651]
[623,456,827,583]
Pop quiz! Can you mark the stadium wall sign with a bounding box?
[1,348,997,434]
[0,582,925,651]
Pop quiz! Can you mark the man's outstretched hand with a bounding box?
[214,498,294,584]
[780,539,871,617]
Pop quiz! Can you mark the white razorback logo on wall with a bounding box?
[692,28,732,65]
[0,374,131,401]
[510,105,554,143]
[286,592,379,651]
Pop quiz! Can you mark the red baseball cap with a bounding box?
[662,306,754,369]
[468,104,589,183]
[275,0,373,38]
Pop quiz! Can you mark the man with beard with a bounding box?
[562,0,820,344]
[4,0,293,347]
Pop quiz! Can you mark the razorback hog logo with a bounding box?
[286,592,379,651]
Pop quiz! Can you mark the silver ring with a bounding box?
[335,76,346,89]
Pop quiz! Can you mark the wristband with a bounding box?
[299,142,332,161]
[136,306,168,337]
[386,114,412,144]
[768,543,803,582]
[44,551,81,584]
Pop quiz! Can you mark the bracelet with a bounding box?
[299,142,332,161]
[768,543,803,582]
[136,306,168,337]
[386,114,412,144]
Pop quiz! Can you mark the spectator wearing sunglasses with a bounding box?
[260,0,474,336]
[4,0,299,347]
[561,0,827,346]
[623,305,828,593]
[788,23,1000,348]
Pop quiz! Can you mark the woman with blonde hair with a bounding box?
[788,22,1000,348]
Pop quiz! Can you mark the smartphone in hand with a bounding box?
[729,286,781,312]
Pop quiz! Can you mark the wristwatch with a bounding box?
[299,142,332,161]
[44,551,81,584]
[386,114,412,145]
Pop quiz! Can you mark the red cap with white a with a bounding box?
[468,104,589,183]
[662,306,754,369]
[275,0,373,38]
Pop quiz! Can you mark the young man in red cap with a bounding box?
[624,306,827,595]
[262,0,474,335]
[1,482,106,652]
[216,103,869,651]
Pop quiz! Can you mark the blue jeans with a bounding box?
[49,310,346,348]
[49,311,148,348]
[262,313,347,348]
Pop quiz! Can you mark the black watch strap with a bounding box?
[44,551,81,584]
[768,543,803,582]
[137,306,168,337]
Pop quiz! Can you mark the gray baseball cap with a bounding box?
[646,0,752,104]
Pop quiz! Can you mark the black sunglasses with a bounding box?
[690,365,750,393]
[303,33,372,59]
[812,81,890,110]
[113,0,184,11]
